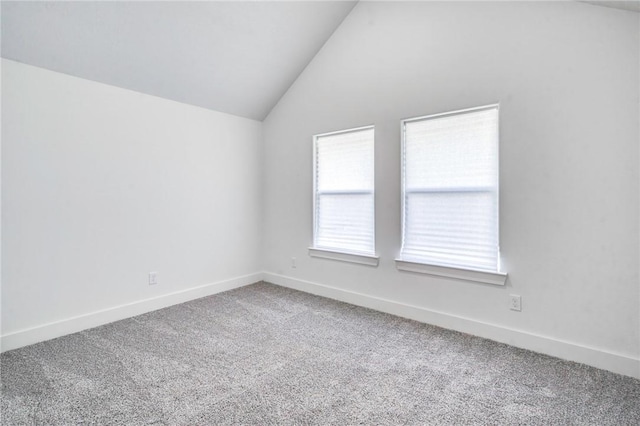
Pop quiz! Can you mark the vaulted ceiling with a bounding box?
[1,1,636,121]
[1,1,357,121]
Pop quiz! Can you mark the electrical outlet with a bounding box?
[509,294,521,311]
[149,272,158,285]
[291,257,297,269]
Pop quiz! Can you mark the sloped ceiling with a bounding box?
[1,1,357,121]
[1,1,636,121]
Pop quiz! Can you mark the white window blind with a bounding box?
[313,126,375,255]
[400,105,500,272]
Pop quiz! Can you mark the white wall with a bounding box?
[1,59,263,347]
[2,1,639,379]
[263,1,640,377]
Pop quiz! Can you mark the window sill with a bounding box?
[395,259,507,286]
[309,247,379,267]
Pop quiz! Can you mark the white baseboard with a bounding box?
[4,270,638,380]
[1,272,263,353]
[264,272,640,380]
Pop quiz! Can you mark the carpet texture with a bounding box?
[2,281,639,425]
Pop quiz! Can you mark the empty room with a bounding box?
[1,0,639,424]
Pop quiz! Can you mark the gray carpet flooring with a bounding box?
[1,281,639,425]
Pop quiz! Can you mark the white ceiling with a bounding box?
[1,1,637,121]
[1,1,357,121]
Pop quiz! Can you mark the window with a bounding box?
[311,126,376,264]
[398,105,504,283]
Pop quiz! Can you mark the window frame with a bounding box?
[310,125,379,266]
[396,104,506,285]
